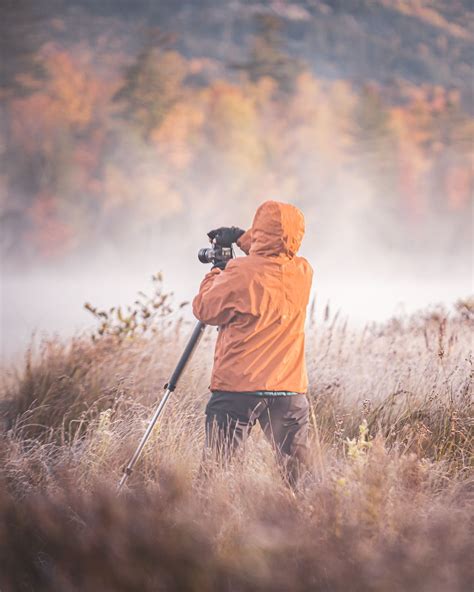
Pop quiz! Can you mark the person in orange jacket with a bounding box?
[192,200,313,485]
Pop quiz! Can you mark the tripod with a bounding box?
[118,321,206,490]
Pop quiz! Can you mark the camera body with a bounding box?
[198,226,244,268]
[198,244,233,266]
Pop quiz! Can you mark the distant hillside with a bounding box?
[180,0,474,105]
[68,0,474,105]
[3,1,473,106]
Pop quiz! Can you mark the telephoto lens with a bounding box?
[198,247,215,263]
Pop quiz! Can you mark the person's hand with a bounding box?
[207,226,245,246]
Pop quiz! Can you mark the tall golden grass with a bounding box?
[0,298,472,591]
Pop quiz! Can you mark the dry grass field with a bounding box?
[0,297,472,592]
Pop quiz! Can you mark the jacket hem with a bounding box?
[210,389,306,397]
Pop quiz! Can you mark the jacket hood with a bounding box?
[250,200,305,258]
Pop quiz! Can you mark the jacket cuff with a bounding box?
[236,229,252,255]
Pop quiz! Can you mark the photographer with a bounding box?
[193,200,313,486]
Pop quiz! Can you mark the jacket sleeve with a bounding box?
[236,229,252,255]
[192,262,251,326]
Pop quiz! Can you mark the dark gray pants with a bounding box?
[205,392,310,486]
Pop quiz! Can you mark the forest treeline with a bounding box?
[1,1,473,261]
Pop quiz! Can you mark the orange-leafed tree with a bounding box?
[204,82,264,174]
[5,43,114,257]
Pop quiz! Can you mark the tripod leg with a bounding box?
[118,387,172,490]
[118,321,206,491]
[166,321,206,391]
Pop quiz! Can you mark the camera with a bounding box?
[198,227,238,267]
[198,226,245,268]
[198,244,233,266]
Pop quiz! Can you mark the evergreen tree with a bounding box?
[352,84,404,244]
[113,29,187,142]
[0,0,56,96]
[233,13,302,95]
[353,85,394,174]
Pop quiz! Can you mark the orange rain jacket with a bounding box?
[192,200,313,393]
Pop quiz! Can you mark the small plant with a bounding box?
[455,296,474,322]
[84,273,188,342]
[345,419,372,462]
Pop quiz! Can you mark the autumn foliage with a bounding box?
[2,10,473,261]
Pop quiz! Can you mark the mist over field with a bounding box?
[1,236,471,362]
